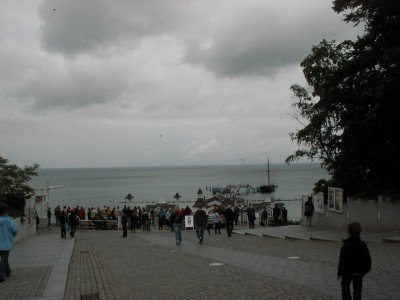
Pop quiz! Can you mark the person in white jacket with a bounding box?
[0,203,19,282]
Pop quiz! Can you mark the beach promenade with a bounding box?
[1,225,399,299]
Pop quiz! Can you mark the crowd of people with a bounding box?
[43,203,291,239]
[255,204,288,227]
[2,201,373,298]
[45,205,196,237]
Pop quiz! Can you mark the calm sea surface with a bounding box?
[29,163,329,220]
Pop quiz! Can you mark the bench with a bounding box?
[105,220,118,230]
[77,220,93,230]
[76,219,118,230]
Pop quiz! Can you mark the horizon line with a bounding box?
[37,161,323,171]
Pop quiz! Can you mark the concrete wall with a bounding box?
[301,197,400,230]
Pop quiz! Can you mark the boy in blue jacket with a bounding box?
[0,203,19,282]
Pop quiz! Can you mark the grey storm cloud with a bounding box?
[183,3,358,78]
[38,0,184,57]
[37,0,358,78]
[0,0,361,167]
[8,62,129,110]
[0,0,358,112]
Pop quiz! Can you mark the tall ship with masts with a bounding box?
[259,157,277,193]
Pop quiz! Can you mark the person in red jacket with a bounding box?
[78,207,86,221]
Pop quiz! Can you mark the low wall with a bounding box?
[301,196,400,230]
[14,217,37,242]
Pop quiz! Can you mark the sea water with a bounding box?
[29,163,329,220]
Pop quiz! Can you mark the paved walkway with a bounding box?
[0,227,74,300]
[233,225,400,243]
[0,225,398,299]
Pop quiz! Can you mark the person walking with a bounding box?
[211,208,221,234]
[233,206,240,225]
[157,208,166,230]
[59,210,67,238]
[224,205,235,237]
[151,209,157,228]
[54,205,61,226]
[273,204,281,226]
[304,197,314,227]
[0,203,19,282]
[47,207,52,228]
[35,210,40,231]
[337,222,371,300]
[247,205,256,229]
[194,205,207,243]
[142,210,150,231]
[261,206,269,227]
[282,206,288,225]
[121,211,128,238]
[170,206,183,245]
[125,207,134,232]
[68,209,79,238]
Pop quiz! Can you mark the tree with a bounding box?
[0,157,39,215]
[287,0,400,197]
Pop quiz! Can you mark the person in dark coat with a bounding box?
[194,205,207,243]
[304,197,314,227]
[223,205,235,237]
[261,206,269,227]
[68,210,79,238]
[124,207,134,232]
[121,211,128,238]
[246,205,255,229]
[35,211,40,231]
[233,206,240,225]
[170,206,184,245]
[184,206,192,216]
[47,207,52,228]
[337,222,371,300]
[273,204,281,226]
[59,211,67,238]
[54,206,61,225]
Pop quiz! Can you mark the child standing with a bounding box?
[337,222,371,300]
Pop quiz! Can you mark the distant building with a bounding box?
[145,203,175,212]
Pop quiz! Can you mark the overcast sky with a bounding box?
[0,0,360,168]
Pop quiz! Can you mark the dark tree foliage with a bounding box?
[0,157,39,216]
[287,0,400,197]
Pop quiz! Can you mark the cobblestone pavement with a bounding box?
[65,228,399,299]
[0,226,74,300]
[0,266,51,299]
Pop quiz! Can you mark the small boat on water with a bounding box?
[259,157,277,193]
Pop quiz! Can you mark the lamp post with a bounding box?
[173,193,181,206]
